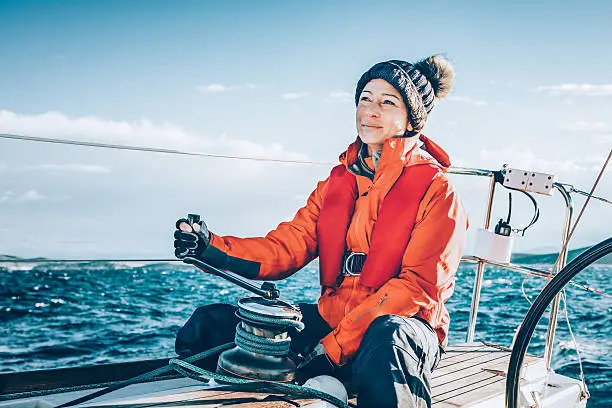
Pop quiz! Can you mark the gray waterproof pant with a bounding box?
[176,303,441,408]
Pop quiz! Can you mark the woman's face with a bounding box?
[356,78,411,153]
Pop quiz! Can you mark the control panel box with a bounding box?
[503,168,556,195]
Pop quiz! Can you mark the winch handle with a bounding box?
[183,256,280,299]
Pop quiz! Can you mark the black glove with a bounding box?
[295,342,337,384]
[174,217,211,260]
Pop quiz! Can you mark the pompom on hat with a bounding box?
[355,55,454,136]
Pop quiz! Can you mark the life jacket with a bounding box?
[317,135,448,291]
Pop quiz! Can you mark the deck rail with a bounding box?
[446,167,573,371]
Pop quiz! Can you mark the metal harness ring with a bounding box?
[344,252,366,276]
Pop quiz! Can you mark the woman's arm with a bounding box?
[321,176,468,365]
[199,178,329,280]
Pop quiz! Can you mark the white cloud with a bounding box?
[281,92,309,100]
[560,121,611,132]
[0,190,48,204]
[195,83,258,93]
[325,91,352,103]
[21,164,111,173]
[488,79,519,88]
[446,95,488,106]
[16,190,45,202]
[199,84,228,92]
[537,84,612,97]
[0,191,14,203]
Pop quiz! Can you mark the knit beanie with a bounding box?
[354,55,454,136]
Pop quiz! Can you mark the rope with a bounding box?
[234,323,292,356]
[561,290,590,399]
[238,308,305,331]
[0,343,232,403]
[231,302,304,356]
[0,133,336,165]
[167,358,350,408]
[0,341,349,408]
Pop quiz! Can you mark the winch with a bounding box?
[183,256,304,381]
[181,214,304,382]
[217,296,303,381]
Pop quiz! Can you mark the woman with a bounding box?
[174,55,468,408]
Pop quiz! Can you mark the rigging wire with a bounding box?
[0,133,336,166]
[561,290,590,399]
[552,149,611,272]
[520,275,533,305]
[560,183,612,206]
[567,150,611,241]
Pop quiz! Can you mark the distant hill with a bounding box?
[511,246,612,265]
[2,248,611,266]
[0,255,48,262]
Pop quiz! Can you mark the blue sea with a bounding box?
[1,261,610,407]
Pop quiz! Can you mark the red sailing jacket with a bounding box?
[201,135,468,365]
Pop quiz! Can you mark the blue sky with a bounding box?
[0,0,611,258]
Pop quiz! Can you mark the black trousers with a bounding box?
[176,303,441,408]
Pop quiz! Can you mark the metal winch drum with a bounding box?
[216,296,304,382]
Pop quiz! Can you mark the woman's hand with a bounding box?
[174,217,211,260]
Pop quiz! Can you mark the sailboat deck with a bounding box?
[0,342,543,408]
[432,342,539,407]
